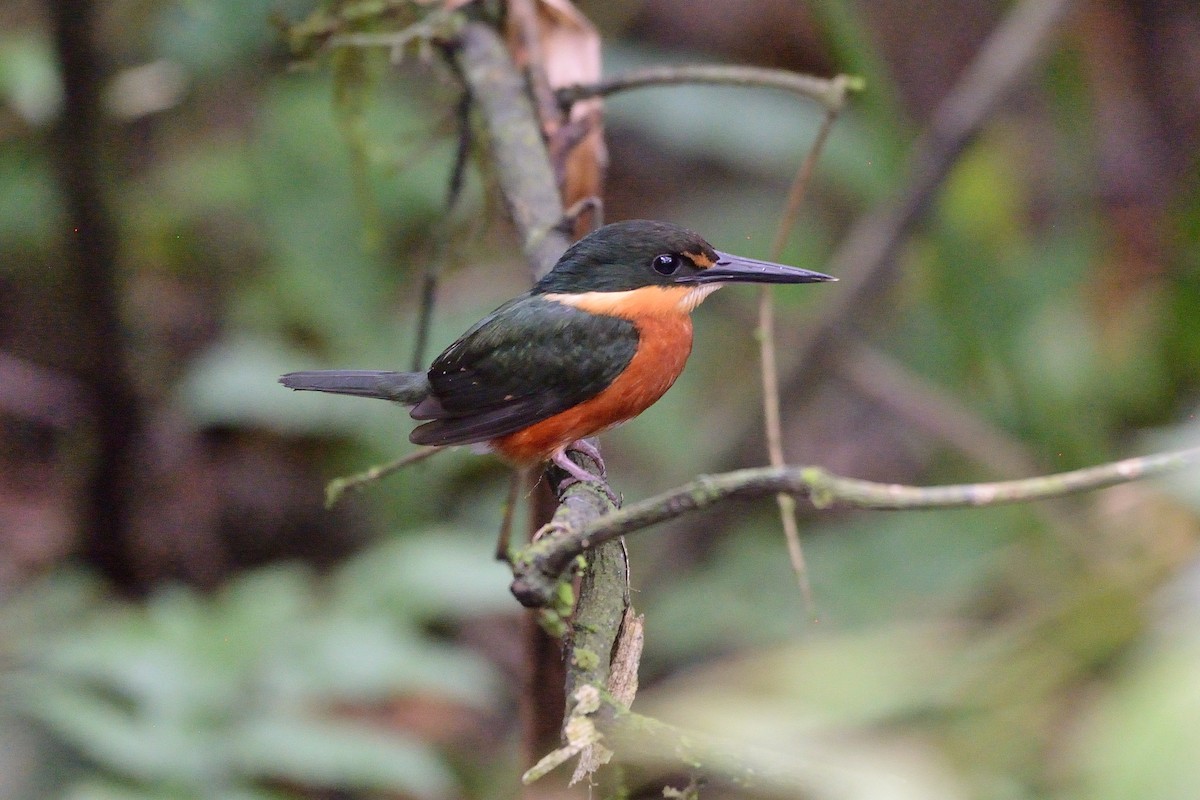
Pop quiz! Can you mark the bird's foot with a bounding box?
[549,447,605,484]
[550,442,619,506]
[566,438,607,479]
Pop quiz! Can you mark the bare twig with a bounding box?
[410,269,439,372]
[511,446,1200,606]
[760,91,847,611]
[783,0,1076,401]
[325,446,446,507]
[715,0,1076,479]
[408,88,475,373]
[836,338,1040,477]
[556,65,863,111]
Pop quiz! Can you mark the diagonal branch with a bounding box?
[449,21,573,279]
[786,0,1076,378]
[717,0,1077,473]
[448,21,627,777]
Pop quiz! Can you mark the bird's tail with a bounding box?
[279,370,431,405]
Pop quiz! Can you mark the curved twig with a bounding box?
[450,22,572,279]
[760,92,846,611]
[556,65,864,111]
[325,446,447,507]
[771,0,1076,417]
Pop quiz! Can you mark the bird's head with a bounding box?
[532,220,834,312]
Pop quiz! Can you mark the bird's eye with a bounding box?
[652,254,681,275]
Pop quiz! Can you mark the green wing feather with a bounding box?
[408,295,639,446]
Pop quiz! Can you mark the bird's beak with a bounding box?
[680,252,836,285]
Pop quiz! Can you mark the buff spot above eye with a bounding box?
[681,250,717,269]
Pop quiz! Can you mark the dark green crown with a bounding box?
[532,220,717,294]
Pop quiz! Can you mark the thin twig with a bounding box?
[760,94,846,612]
[494,468,526,562]
[511,446,1200,606]
[557,65,863,112]
[410,89,473,373]
[328,12,463,63]
[450,22,571,279]
[778,0,1077,411]
[836,337,1040,477]
[410,269,439,372]
[324,446,446,507]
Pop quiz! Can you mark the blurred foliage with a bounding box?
[2,0,1199,798]
[0,531,512,798]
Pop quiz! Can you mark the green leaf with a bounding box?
[1073,637,1200,800]
[229,717,454,797]
[332,528,514,620]
[0,33,61,124]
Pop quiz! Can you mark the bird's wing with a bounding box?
[408,295,639,446]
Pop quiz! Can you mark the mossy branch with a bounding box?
[523,684,849,791]
[447,21,631,770]
[511,446,1200,606]
[449,21,572,279]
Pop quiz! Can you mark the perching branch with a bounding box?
[511,446,1200,606]
[325,446,446,507]
[446,20,627,775]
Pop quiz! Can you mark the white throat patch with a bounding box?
[679,283,722,312]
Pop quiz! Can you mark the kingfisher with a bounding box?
[280,220,834,484]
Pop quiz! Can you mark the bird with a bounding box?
[280,219,834,484]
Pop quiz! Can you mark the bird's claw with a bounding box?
[566,439,607,479]
[532,519,570,543]
[550,445,620,506]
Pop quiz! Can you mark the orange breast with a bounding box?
[489,288,696,465]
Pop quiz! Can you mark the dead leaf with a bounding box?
[506,0,607,232]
